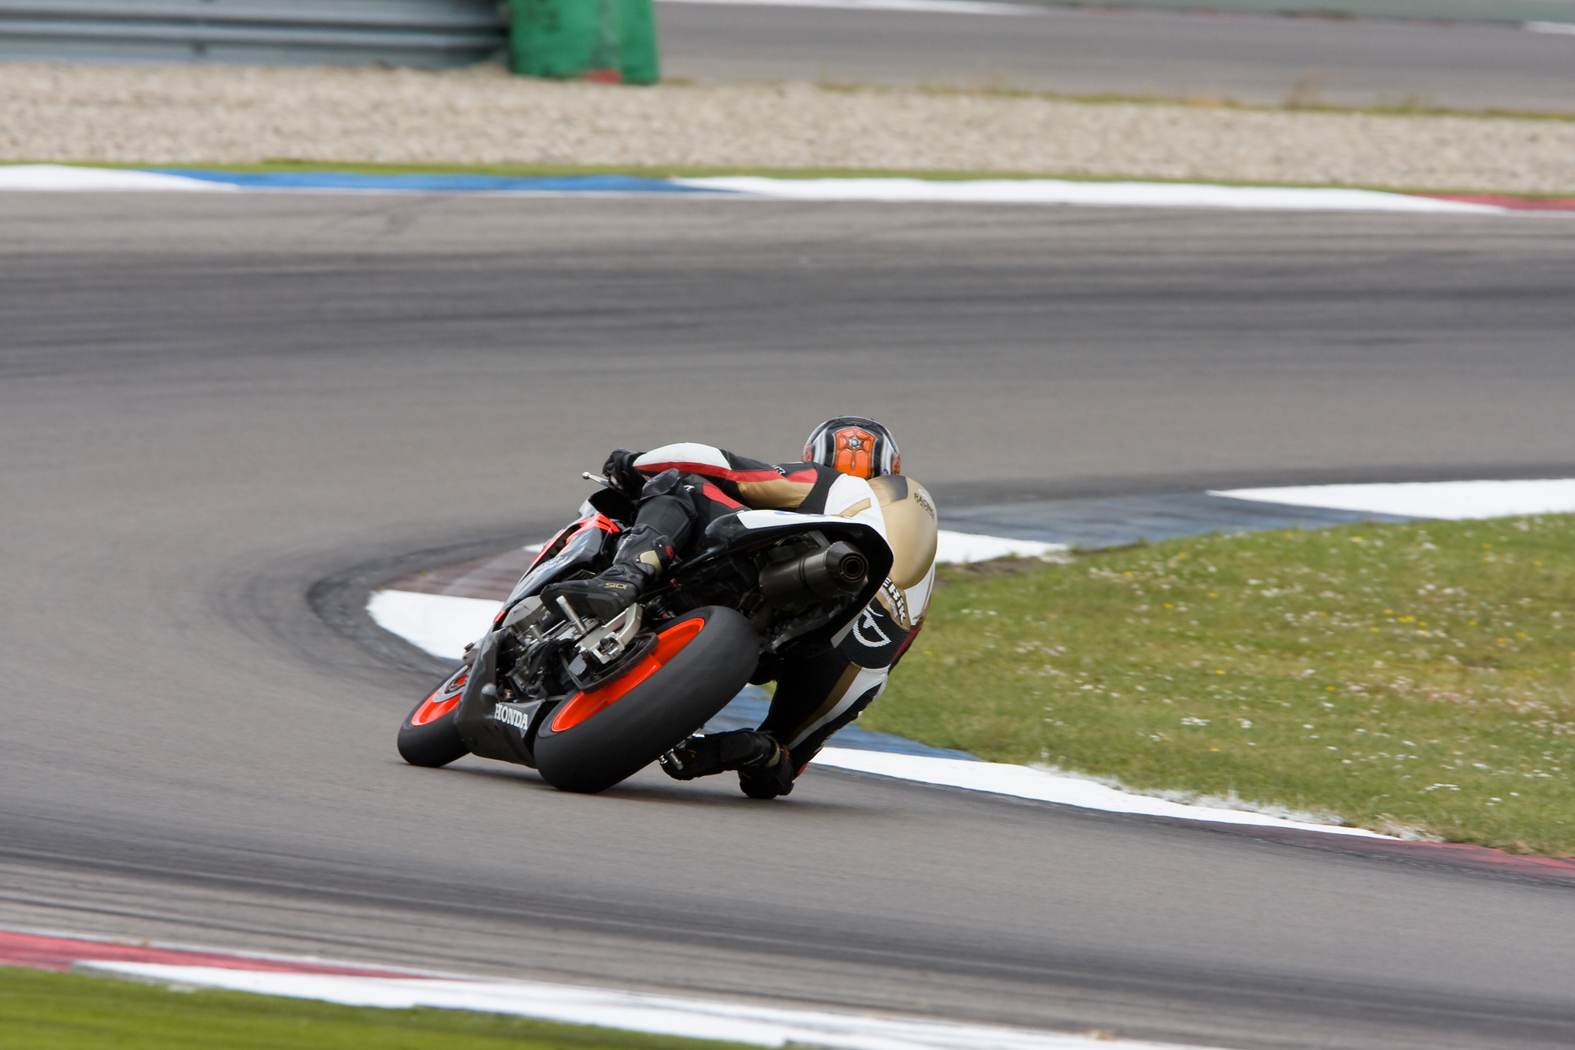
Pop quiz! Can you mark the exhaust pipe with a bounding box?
[760,541,869,607]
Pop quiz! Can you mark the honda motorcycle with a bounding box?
[395,481,893,793]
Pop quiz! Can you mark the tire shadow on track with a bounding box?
[415,757,867,815]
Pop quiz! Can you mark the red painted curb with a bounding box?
[1210,825,1575,883]
[0,930,421,978]
[1424,194,1575,211]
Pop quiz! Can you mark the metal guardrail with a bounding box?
[1024,0,1575,25]
[0,0,508,67]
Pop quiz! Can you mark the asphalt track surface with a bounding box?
[656,2,1575,112]
[5,194,1575,1049]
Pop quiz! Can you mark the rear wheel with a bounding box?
[533,606,758,794]
[397,664,472,768]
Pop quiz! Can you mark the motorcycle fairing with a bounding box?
[731,509,886,539]
[447,505,893,771]
[453,629,547,767]
[501,511,622,612]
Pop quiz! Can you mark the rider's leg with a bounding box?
[660,595,912,797]
[744,649,889,798]
[658,647,888,796]
[659,729,785,782]
[543,470,728,622]
[741,596,920,797]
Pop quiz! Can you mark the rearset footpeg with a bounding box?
[575,603,643,665]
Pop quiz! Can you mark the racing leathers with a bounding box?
[581,442,939,795]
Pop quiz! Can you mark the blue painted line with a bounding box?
[143,169,727,194]
[705,686,980,762]
[942,492,1415,549]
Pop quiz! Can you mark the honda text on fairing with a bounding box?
[396,421,938,797]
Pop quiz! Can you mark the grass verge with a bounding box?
[863,515,1575,854]
[823,78,1575,126]
[0,966,757,1050]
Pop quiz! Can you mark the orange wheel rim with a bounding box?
[550,617,706,733]
[411,672,467,726]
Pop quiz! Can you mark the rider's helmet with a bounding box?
[802,416,900,480]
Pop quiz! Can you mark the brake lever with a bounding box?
[581,471,614,488]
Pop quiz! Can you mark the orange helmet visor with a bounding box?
[831,427,877,479]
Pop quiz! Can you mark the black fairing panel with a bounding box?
[453,631,540,767]
[673,513,894,658]
[698,514,893,582]
[503,518,620,609]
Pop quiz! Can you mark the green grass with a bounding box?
[0,966,755,1050]
[864,515,1575,855]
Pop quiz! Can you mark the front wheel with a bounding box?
[533,606,758,794]
[397,664,472,768]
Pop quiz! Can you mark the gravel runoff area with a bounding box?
[3,62,1573,193]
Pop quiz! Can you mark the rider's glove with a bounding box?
[603,448,647,499]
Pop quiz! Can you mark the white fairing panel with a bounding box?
[735,510,850,530]
[824,473,888,540]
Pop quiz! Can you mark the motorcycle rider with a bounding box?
[543,417,938,799]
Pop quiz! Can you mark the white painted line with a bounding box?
[816,748,1380,835]
[1525,20,1575,35]
[657,0,1038,14]
[78,961,1222,1050]
[367,590,497,660]
[1214,478,1575,521]
[935,529,1067,562]
[0,165,1521,217]
[0,164,237,192]
[673,176,1506,214]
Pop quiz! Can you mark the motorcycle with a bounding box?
[395,479,893,793]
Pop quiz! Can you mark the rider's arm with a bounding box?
[631,443,822,509]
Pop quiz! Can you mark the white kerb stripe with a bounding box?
[815,749,1383,836]
[672,177,1505,214]
[0,164,238,192]
[1213,478,1575,521]
[368,590,498,660]
[79,962,1228,1050]
[934,531,1065,563]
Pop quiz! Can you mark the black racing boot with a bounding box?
[738,746,796,800]
[541,563,646,624]
[542,524,673,626]
[660,729,782,782]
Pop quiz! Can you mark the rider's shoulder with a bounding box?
[868,474,936,518]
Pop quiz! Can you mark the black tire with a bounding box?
[533,606,758,794]
[397,665,472,768]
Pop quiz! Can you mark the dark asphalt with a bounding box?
[5,194,1575,1049]
[656,2,1575,112]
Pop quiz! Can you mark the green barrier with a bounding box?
[509,0,659,85]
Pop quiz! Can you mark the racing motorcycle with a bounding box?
[395,480,893,794]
